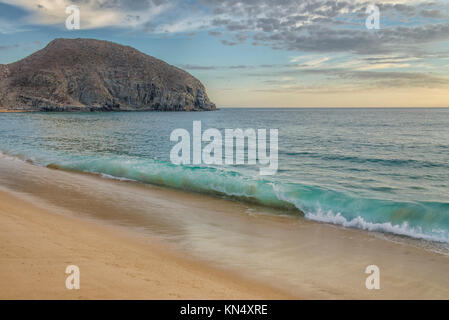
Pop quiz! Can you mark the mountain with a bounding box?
[0,38,216,112]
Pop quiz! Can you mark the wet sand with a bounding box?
[0,156,448,299]
[0,189,293,300]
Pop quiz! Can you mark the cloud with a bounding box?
[243,59,449,90]
[297,57,330,68]
[0,0,171,29]
[208,30,222,36]
[178,64,218,70]
[2,0,448,58]
[195,0,449,58]
[299,68,449,88]
[220,39,238,46]
[0,43,19,50]
[250,21,449,56]
[420,9,447,19]
[356,63,410,71]
[178,64,271,70]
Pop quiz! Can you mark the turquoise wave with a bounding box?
[50,156,449,244]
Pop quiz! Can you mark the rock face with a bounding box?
[0,38,216,112]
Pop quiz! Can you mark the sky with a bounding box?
[0,0,448,108]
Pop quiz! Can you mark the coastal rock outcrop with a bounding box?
[0,38,216,112]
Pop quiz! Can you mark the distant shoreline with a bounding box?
[0,109,33,113]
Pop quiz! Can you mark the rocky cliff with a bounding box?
[0,38,216,112]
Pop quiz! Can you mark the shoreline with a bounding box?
[0,156,448,299]
[0,188,293,300]
[0,110,32,113]
[0,109,215,113]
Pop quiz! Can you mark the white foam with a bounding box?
[99,173,135,182]
[305,208,449,244]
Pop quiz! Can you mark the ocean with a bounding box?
[1,108,448,244]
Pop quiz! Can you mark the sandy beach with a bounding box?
[0,156,448,300]
[0,188,292,300]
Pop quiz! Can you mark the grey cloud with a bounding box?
[221,39,238,46]
[378,4,416,18]
[234,33,248,42]
[253,85,354,94]
[178,64,282,70]
[0,43,19,50]
[226,21,253,32]
[91,0,162,11]
[244,65,449,89]
[297,68,449,88]
[250,22,449,56]
[178,64,217,70]
[211,18,230,26]
[24,0,447,63]
[200,0,449,57]
[420,9,447,19]
[228,65,248,69]
[342,71,449,88]
[208,30,222,36]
